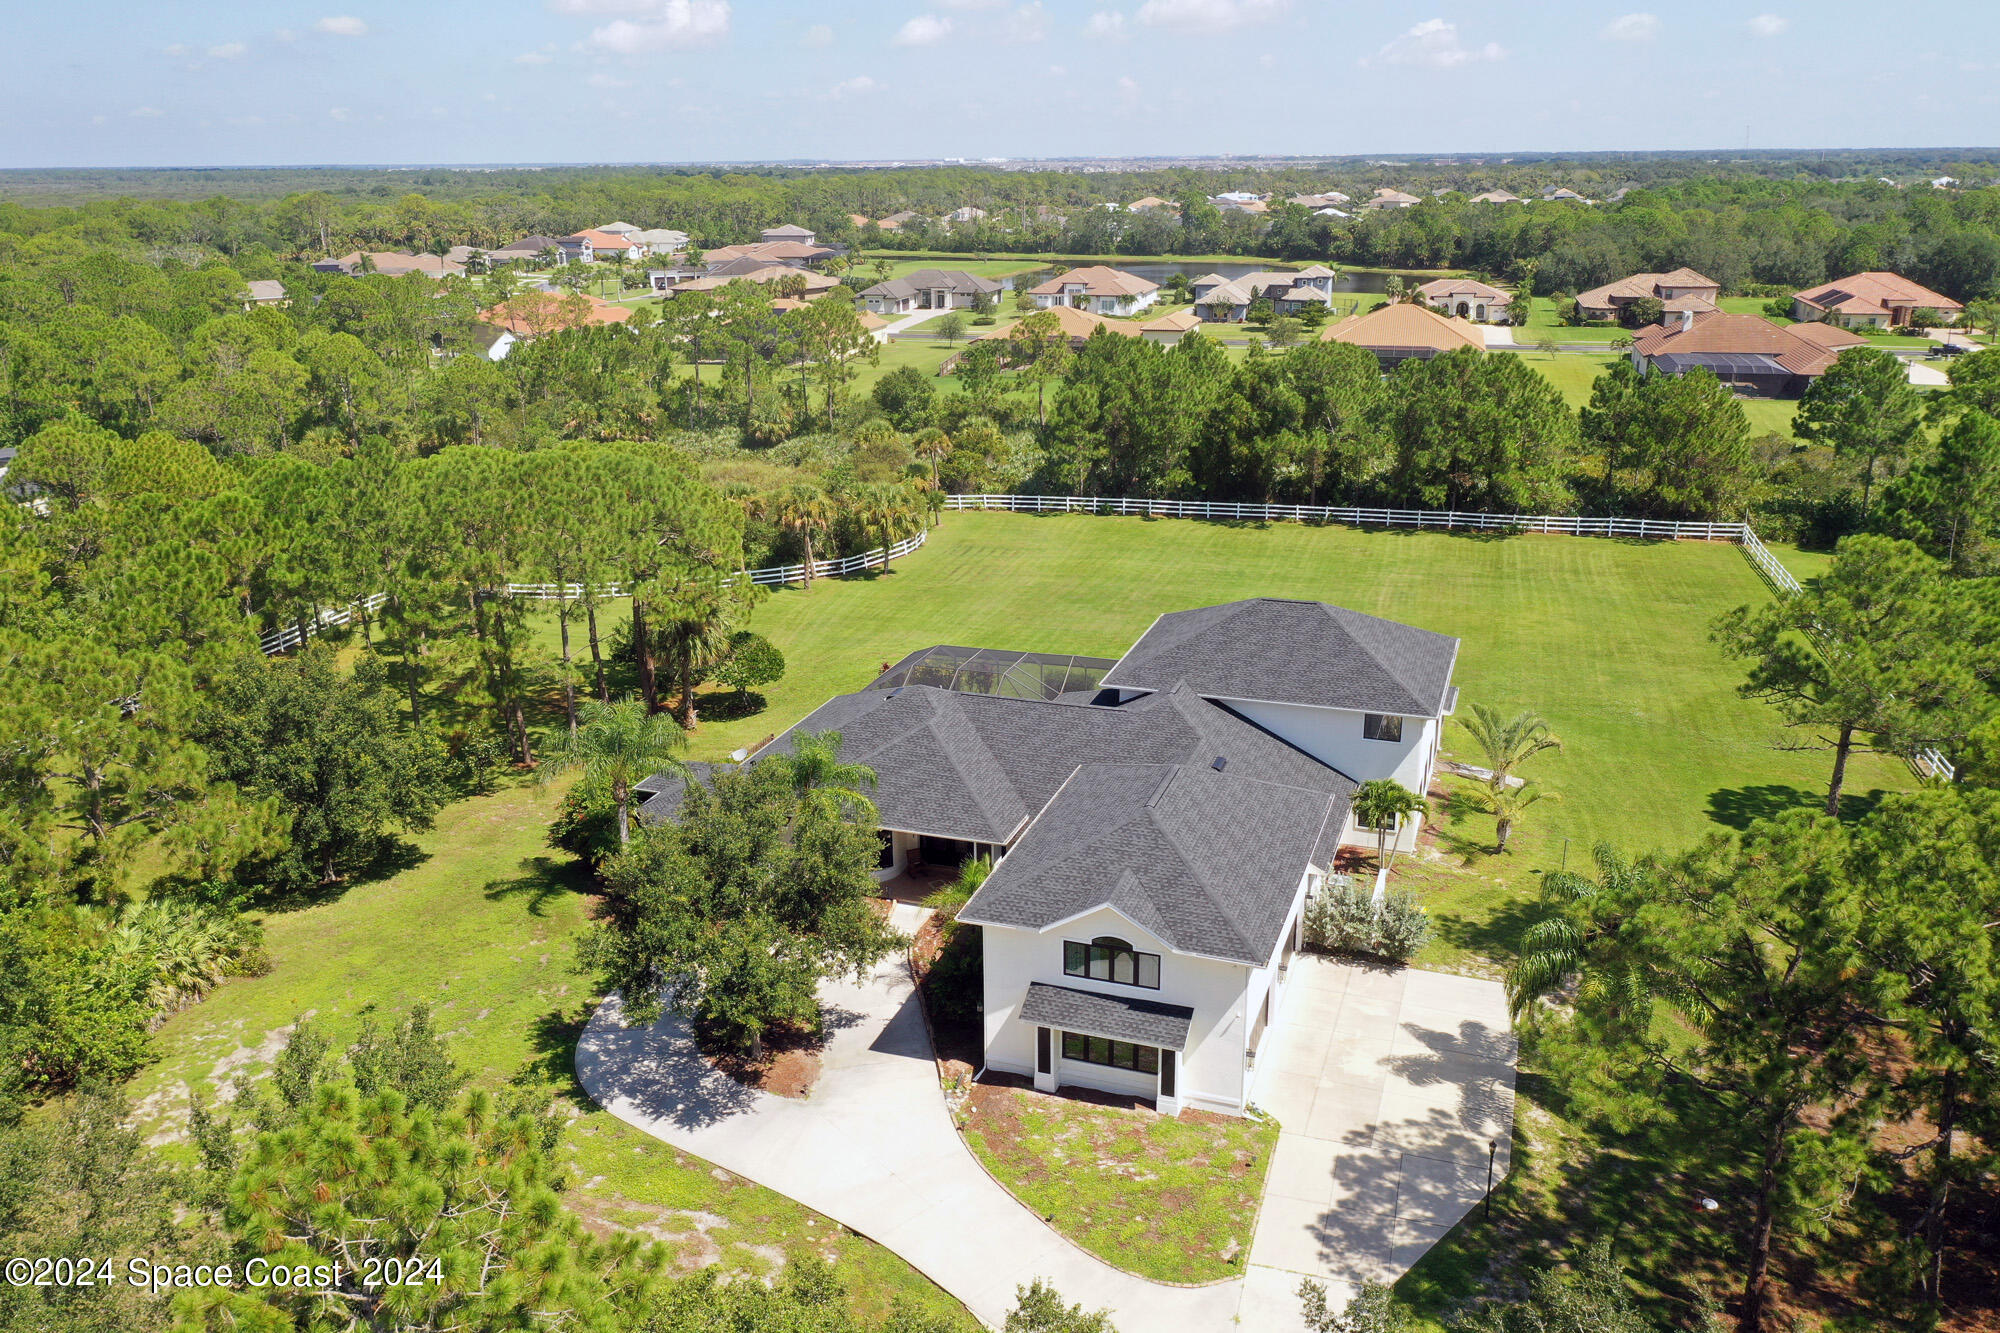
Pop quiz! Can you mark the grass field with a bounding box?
[670,511,1903,973]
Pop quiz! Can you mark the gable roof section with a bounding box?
[1794,270,1963,315]
[1019,983,1194,1049]
[959,762,1334,965]
[1101,598,1460,717]
[1417,277,1511,303]
[1576,269,1721,309]
[1629,310,1847,377]
[750,679,1356,859]
[1319,301,1486,354]
[761,223,815,238]
[1028,265,1159,298]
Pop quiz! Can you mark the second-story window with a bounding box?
[1064,936,1160,989]
[1363,713,1404,742]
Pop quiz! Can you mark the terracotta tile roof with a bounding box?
[1140,308,1203,332]
[668,266,842,295]
[567,229,637,250]
[332,251,464,277]
[1027,264,1160,298]
[1794,271,1963,316]
[704,240,832,265]
[1576,268,1721,310]
[1417,277,1512,303]
[479,292,634,336]
[1319,302,1485,353]
[1780,319,1868,351]
[989,305,1142,343]
[1628,310,1848,377]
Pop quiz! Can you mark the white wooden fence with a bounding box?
[256,531,928,655]
[255,491,1961,783]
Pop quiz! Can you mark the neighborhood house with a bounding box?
[1319,301,1487,369]
[1574,268,1720,323]
[1416,277,1513,322]
[858,268,1003,314]
[1791,271,1964,328]
[1189,267,1338,322]
[640,599,1459,1116]
[1027,265,1161,316]
[1628,309,1866,397]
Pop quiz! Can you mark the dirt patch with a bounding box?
[701,1022,825,1100]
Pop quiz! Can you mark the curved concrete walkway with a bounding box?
[577,933,1514,1332]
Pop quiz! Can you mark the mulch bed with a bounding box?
[908,911,982,1082]
[700,1022,825,1100]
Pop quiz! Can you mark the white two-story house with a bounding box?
[639,599,1460,1119]
[1025,265,1161,317]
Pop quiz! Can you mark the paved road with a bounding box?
[577,922,1515,1331]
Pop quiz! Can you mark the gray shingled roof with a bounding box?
[1100,598,1459,717]
[859,269,1004,301]
[634,761,728,826]
[959,762,1334,965]
[1019,982,1194,1050]
[746,681,1355,856]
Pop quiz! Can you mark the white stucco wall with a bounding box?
[1223,698,1440,852]
[979,907,1257,1115]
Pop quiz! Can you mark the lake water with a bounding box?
[1004,261,1418,293]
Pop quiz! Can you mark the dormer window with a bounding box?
[1064,936,1160,989]
[1364,714,1404,742]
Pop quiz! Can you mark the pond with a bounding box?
[1003,261,1422,293]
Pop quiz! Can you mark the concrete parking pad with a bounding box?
[577,949,1514,1332]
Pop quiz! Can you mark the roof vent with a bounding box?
[1211,756,1228,771]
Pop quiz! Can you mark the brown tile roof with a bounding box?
[1782,319,1868,351]
[668,266,842,295]
[1417,277,1512,303]
[990,305,1142,344]
[704,240,832,265]
[1128,196,1173,211]
[1140,308,1203,332]
[479,292,634,336]
[1628,310,1849,377]
[1027,264,1160,298]
[1794,271,1963,316]
[1319,302,1485,353]
[334,251,464,277]
[1575,268,1721,310]
[568,229,637,250]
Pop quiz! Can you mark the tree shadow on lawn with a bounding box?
[484,853,597,918]
[521,1001,597,1105]
[250,838,432,912]
[1428,896,1546,970]
[1706,782,1885,831]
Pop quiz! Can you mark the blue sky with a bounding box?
[6,1,1996,168]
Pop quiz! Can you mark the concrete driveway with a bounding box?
[577,924,1514,1332]
[1240,956,1516,1323]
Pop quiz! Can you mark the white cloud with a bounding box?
[1004,2,1048,41]
[893,13,953,45]
[163,43,188,56]
[802,22,833,46]
[514,50,553,63]
[582,0,730,53]
[273,27,298,41]
[829,74,880,99]
[1748,13,1788,36]
[939,0,1004,7]
[1046,63,1066,75]
[1085,10,1126,37]
[207,41,247,58]
[328,106,353,120]
[1369,18,1502,68]
[130,105,164,118]
[1601,12,1659,41]
[586,70,631,87]
[1135,0,1284,33]
[316,15,368,36]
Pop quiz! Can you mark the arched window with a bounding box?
[1063,935,1161,989]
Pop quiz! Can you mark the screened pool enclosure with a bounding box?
[868,645,1119,703]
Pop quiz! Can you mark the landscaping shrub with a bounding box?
[1302,880,1431,964]
[548,787,619,865]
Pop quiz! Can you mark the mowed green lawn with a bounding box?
[1521,349,1800,439]
[685,512,1903,970]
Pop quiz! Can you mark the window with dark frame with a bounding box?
[1060,1031,1161,1075]
[1062,936,1161,989]
[1363,713,1404,742]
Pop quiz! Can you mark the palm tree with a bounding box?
[782,729,877,822]
[772,483,833,588]
[657,586,739,731]
[1458,703,1563,793]
[1351,778,1426,869]
[912,426,953,492]
[1504,844,1645,1023]
[539,697,689,848]
[1479,779,1556,853]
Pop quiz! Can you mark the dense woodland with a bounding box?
[4,160,2000,1333]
